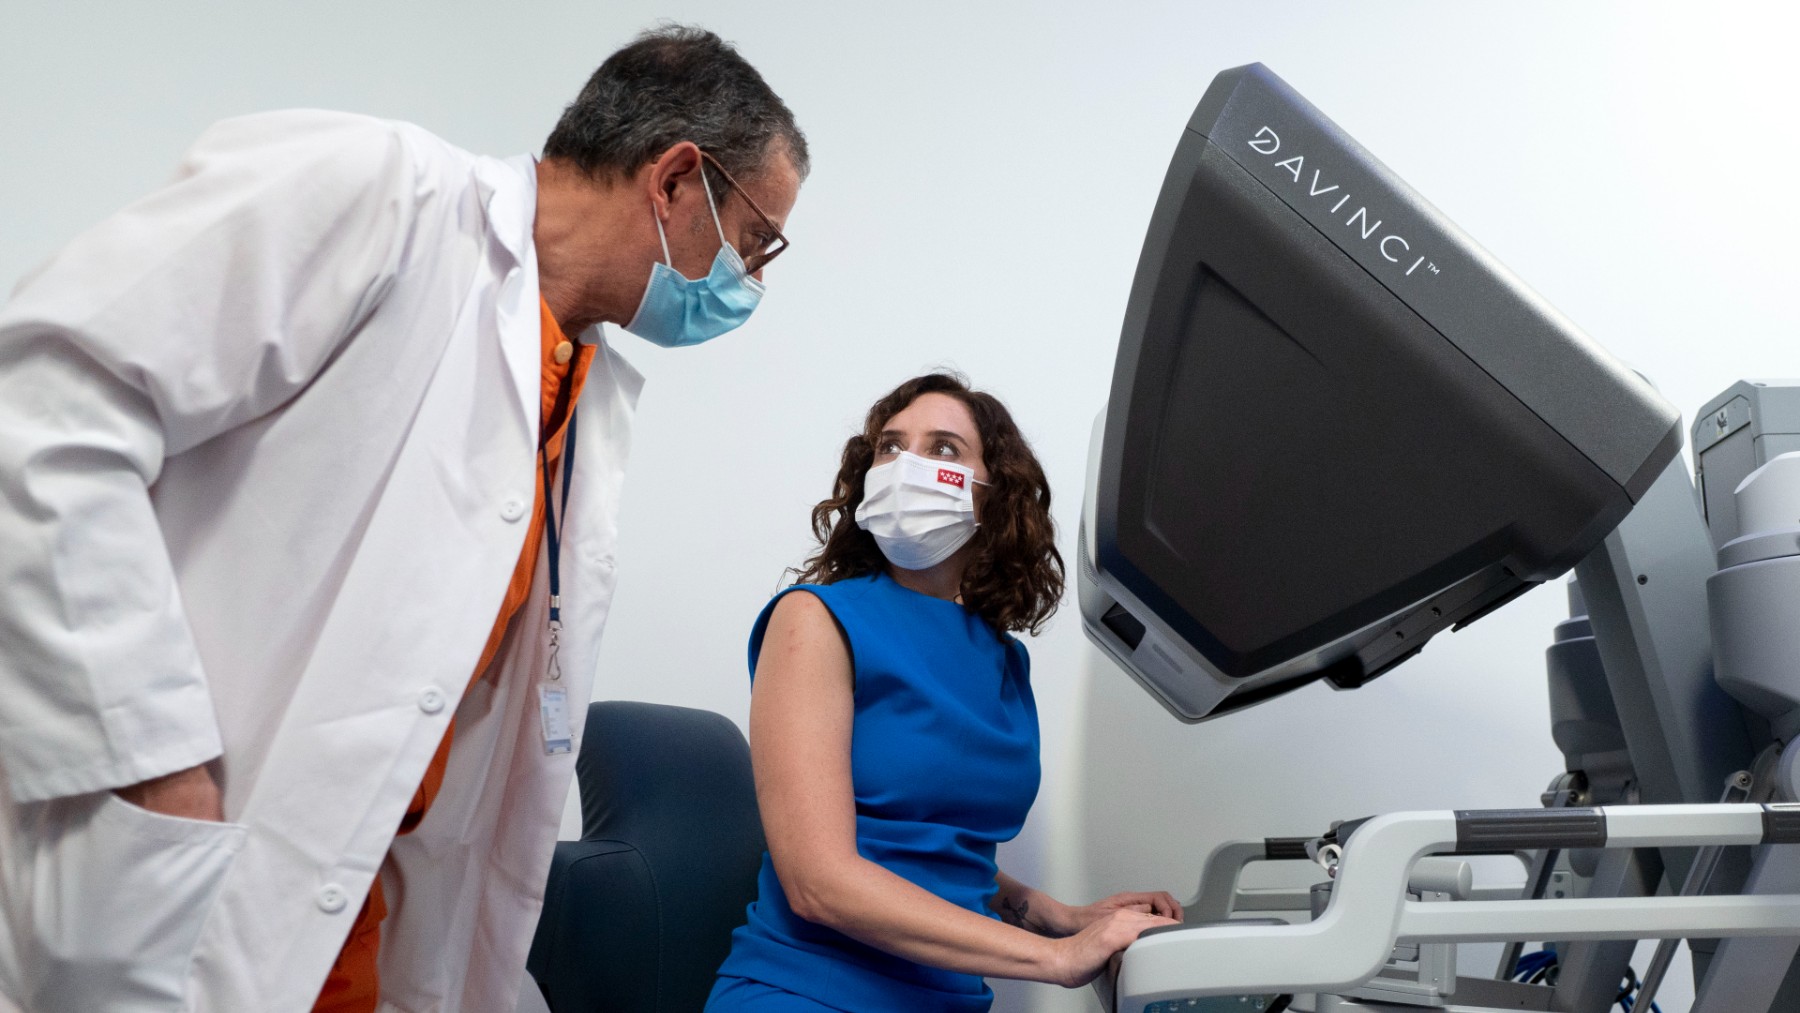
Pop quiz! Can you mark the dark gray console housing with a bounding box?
[1080,63,1681,722]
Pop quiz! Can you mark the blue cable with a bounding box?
[1512,949,1557,983]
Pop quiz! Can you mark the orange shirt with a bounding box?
[401,298,596,829]
[314,298,595,1013]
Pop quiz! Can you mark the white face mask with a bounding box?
[855,452,989,571]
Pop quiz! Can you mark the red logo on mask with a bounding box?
[937,469,966,489]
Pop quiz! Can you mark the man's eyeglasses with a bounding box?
[701,150,789,274]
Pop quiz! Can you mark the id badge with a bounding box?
[539,684,574,755]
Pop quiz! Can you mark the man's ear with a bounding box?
[645,141,704,221]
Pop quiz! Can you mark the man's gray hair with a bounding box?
[544,24,809,189]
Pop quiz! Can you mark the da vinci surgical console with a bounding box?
[1080,64,1800,1013]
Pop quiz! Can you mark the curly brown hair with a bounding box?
[792,373,1064,635]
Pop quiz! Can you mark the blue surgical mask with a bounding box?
[623,170,765,348]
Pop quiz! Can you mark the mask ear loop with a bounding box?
[700,165,725,235]
[651,164,731,269]
[969,474,991,530]
[701,162,766,294]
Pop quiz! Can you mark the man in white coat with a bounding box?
[0,24,805,1013]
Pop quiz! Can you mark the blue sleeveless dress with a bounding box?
[707,571,1040,1012]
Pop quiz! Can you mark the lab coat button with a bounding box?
[500,497,526,522]
[317,884,349,914]
[418,687,447,714]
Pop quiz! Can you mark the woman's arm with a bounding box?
[991,871,1063,936]
[991,871,1185,938]
[750,591,1173,987]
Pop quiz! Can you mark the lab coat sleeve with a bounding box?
[0,111,420,804]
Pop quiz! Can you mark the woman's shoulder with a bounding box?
[748,583,860,679]
[755,582,831,631]
[761,574,881,621]
[750,575,881,648]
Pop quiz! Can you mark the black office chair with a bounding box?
[528,701,766,1012]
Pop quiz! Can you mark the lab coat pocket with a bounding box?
[29,792,247,1012]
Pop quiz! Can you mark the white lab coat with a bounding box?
[0,111,641,1012]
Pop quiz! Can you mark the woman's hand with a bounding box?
[1047,907,1179,988]
[1061,890,1184,934]
[993,873,1184,938]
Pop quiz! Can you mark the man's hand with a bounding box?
[113,764,223,821]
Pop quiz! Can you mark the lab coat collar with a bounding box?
[474,153,538,270]
[478,154,611,349]
[474,153,543,436]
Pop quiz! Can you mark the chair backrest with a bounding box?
[528,701,765,1012]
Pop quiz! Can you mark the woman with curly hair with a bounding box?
[707,373,1182,1012]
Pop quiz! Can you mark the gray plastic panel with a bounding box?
[1187,64,1677,498]
[1086,62,1685,720]
[1694,380,1800,548]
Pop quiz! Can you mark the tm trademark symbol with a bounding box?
[1428,263,1440,275]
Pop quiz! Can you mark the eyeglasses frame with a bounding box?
[700,150,789,274]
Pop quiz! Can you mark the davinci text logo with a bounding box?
[1246,125,1440,280]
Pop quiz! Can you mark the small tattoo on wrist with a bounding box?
[1003,897,1051,935]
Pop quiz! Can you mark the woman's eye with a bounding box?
[933,442,957,456]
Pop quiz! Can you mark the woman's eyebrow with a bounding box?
[876,428,969,446]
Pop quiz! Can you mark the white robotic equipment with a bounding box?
[1079,64,1800,1013]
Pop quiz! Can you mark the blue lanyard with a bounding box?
[541,410,578,626]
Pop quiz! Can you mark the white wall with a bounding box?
[6,3,1799,1011]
